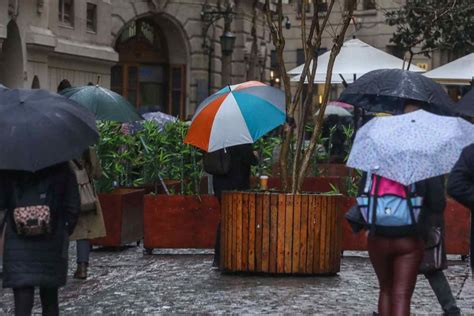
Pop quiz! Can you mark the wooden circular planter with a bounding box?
[220,191,342,275]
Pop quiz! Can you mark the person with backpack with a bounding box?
[1,163,80,316]
[206,144,258,268]
[357,172,446,316]
[69,147,106,280]
[353,101,460,316]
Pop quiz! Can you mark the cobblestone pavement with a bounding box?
[0,245,473,315]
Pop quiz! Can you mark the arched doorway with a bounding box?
[31,75,40,89]
[112,16,187,118]
[0,20,24,88]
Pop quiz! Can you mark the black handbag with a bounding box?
[419,226,448,274]
[203,149,231,176]
[345,204,367,233]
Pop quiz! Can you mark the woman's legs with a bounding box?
[76,239,90,264]
[74,239,90,279]
[390,239,423,316]
[368,237,393,316]
[39,287,59,316]
[425,270,461,315]
[368,236,423,316]
[13,287,34,316]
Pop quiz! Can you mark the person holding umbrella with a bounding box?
[184,81,286,268]
[61,83,142,279]
[0,89,98,315]
[347,98,471,315]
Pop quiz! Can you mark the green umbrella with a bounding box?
[61,85,143,122]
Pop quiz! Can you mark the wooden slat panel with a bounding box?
[269,193,279,273]
[284,195,294,273]
[299,195,309,273]
[325,196,333,273]
[255,193,263,272]
[231,193,238,270]
[248,193,256,271]
[306,195,315,274]
[220,193,227,270]
[226,193,233,270]
[277,194,286,273]
[319,196,327,272]
[262,193,271,272]
[335,196,343,269]
[242,193,249,271]
[236,193,243,271]
[327,196,334,273]
[292,194,301,273]
[313,195,322,273]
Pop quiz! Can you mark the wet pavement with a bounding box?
[0,245,473,315]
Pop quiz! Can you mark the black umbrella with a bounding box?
[338,69,457,115]
[454,88,474,117]
[0,89,99,171]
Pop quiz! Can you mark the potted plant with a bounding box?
[91,121,145,248]
[141,121,220,254]
[219,0,358,274]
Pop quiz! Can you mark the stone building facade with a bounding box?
[277,0,452,83]
[0,0,460,118]
[0,0,272,119]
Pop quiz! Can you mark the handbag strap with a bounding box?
[404,184,417,225]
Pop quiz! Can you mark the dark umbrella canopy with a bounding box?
[455,88,474,117]
[338,69,456,115]
[61,85,142,122]
[0,89,99,172]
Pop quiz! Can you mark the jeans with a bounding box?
[424,270,461,315]
[368,235,424,316]
[76,239,90,264]
[13,287,58,316]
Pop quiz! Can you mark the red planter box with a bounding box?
[91,188,145,247]
[317,164,352,177]
[339,197,471,255]
[143,195,220,251]
[444,199,470,255]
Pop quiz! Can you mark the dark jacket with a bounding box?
[212,144,258,200]
[1,163,80,289]
[447,144,474,210]
[447,144,474,268]
[354,173,446,239]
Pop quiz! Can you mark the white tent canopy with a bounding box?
[423,53,474,85]
[288,38,424,84]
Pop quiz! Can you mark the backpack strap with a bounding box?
[404,184,417,225]
[363,171,372,194]
[369,174,381,235]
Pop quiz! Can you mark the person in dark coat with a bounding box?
[1,163,80,316]
[448,143,474,271]
[212,144,258,267]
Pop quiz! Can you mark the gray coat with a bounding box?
[1,163,80,289]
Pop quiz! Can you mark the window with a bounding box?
[270,50,281,87]
[86,3,97,32]
[343,0,354,11]
[297,0,312,18]
[317,0,328,12]
[296,49,305,65]
[362,0,376,10]
[58,0,74,26]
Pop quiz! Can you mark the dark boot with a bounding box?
[73,263,88,280]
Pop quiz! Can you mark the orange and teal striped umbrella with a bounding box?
[184,81,285,152]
